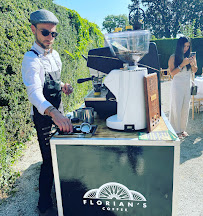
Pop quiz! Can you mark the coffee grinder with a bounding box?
[104,30,150,131]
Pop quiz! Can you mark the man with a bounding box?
[22,9,73,216]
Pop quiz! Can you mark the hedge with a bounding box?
[0,108,21,195]
[0,0,104,193]
[151,37,203,75]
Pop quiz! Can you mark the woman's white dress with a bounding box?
[169,66,191,133]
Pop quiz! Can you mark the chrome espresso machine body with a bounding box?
[79,46,124,118]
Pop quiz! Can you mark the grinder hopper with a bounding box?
[105,30,150,66]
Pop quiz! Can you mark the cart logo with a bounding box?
[83,182,147,212]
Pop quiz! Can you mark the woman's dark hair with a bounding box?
[174,37,191,70]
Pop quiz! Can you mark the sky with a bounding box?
[54,0,132,32]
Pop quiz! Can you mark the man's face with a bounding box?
[31,23,57,49]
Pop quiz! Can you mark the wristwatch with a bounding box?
[178,65,182,70]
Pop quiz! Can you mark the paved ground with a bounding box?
[161,81,203,216]
[0,80,202,216]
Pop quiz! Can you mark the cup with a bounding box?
[80,122,92,134]
[81,107,94,124]
[74,122,92,134]
[73,108,83,120]
[92,77,103,96]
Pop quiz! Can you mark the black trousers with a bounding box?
[33,113,54,212]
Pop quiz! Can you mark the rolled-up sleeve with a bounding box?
[22,54,52,115]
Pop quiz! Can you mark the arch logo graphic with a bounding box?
[83,182,147,212]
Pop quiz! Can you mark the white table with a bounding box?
[192,77,203,119]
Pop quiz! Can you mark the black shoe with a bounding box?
[37,206,58,216]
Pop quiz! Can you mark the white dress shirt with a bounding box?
[22,42,62,115]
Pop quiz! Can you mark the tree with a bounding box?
[179,20,196,38]
[171,0,203,37]
[179,20,203,38]
[102,14,129,33]
[128,0,203,38]
[129,0,173,38]
[128,0,146,30]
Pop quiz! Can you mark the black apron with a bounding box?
[30,49,63,211]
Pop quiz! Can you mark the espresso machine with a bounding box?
[79,46,124,118]
[103,30,150,131]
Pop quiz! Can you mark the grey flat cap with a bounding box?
[30,9,59,25]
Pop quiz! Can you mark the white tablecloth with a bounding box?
[194,77,203,99]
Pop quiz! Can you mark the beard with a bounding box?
[35,34,53,49]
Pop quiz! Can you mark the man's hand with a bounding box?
[47,107,73,132]
[62,83,73,95]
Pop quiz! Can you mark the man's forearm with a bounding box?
[44,106,57,116]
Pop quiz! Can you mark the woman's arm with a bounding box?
[190,56,198,73]
[168,55,191,77]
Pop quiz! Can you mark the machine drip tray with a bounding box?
[54,125,98,138]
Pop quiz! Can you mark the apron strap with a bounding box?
[30,49,39,56]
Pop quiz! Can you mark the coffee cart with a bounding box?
[50,111,179,216]
[50,29,180,216]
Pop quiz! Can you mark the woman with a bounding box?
[168,37,198,138]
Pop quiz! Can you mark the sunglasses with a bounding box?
[36,27,58,38]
